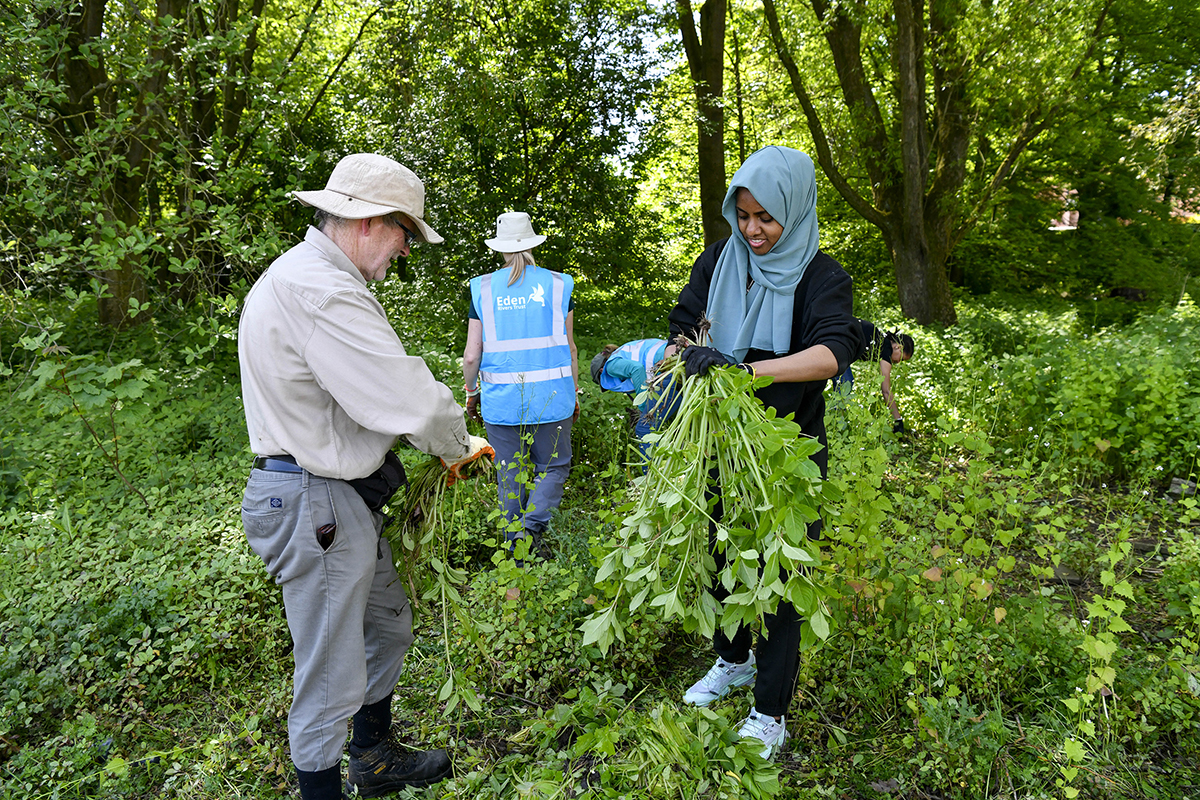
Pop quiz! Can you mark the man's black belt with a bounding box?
[252,455,304,473]
[251,452,406,515]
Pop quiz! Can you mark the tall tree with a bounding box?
[761,0,1113,325]
[678,0,731,246]
[24,0,187,327]
[0,0,370,325]
[2,0,280,325]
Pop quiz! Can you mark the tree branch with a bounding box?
[809,0,893,195]
[952,0,1114,246]
[761,0,886,229]
[297,6,382,132]
[233,0,323,167]
[676,0,704,84]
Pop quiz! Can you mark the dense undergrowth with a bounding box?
[1,286,1198,799]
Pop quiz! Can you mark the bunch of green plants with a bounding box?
[392,454,496,599]
[582,351,837,654]
[488,681,781,799]
[387,452,502,716]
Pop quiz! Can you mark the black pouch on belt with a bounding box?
[346,450,408,513]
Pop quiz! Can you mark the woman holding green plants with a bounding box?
[462,212,579,557]
[668,146,861,758]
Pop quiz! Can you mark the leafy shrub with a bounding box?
[992,299,1200,480]
[503,682,782,799]
[450,557,670,706]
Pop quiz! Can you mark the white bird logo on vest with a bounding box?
[529,284,546,307]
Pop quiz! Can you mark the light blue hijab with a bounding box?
[705,146,820,363]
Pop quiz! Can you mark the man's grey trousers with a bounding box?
[242,467,413,772]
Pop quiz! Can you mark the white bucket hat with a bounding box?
[484,212,546,253]
[292,153,443,244]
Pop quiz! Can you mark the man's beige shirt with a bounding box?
[239,226,470,479]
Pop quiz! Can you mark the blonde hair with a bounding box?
[504,250,536,286]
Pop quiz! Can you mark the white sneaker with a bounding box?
[682,652,757,706]
[737,707,788,759]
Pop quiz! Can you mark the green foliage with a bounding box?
[992,299,1200,480]
[1,0,1199,793]
[0,0,313,327]
[365,0,671,290]
[449,557,670,708]
[2,293,1200,798]
[515,684,781,799]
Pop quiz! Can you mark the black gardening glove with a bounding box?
[893,418,905,434]
[735,363,756,379]
[682,345,729,377]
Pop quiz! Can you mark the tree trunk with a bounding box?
[888,226,957,326]
[729,0,747,164]
[763,0,1112,328]
[678,0,730,247]
[98,184,149,328]
[40,0,183,327]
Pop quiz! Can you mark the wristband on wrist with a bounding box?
[464,383,480,397]
[737,362,756,379]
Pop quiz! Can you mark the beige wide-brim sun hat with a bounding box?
[484,212,546,253]
[292,153,443,244]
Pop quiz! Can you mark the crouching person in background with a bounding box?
[835,319,915,433]
[590,338,679,465]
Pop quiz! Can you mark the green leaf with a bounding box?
[780,540,815,563]
[788,581,816,613]
[1062,737,1086,762]
[809,609,830,640]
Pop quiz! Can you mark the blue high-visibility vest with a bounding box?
[600,338,667,393]
[471,266,574,426]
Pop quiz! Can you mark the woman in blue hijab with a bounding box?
[667,146,862,759]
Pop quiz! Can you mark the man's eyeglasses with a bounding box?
[385,214,418,246]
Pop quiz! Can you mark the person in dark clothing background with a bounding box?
[835,319,915,433]
[666,146,861,758]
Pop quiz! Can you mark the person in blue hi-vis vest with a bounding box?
[589,338,679,464]
[462,212,579,556]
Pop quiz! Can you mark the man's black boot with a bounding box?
[345,736,452,796]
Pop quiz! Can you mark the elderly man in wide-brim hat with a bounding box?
[238,153,491,800]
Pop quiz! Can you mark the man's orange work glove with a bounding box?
[442,435,494,486]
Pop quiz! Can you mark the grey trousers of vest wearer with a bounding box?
[242,468,413,772]
[485,417,573,535]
